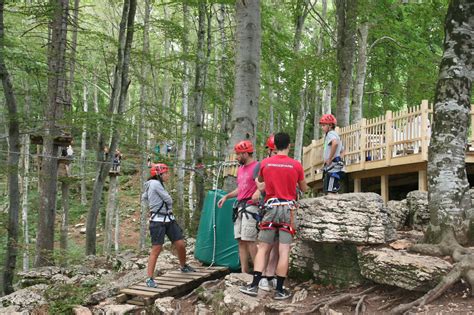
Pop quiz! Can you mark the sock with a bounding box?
[251,271,262,287]
[276,276,286,291]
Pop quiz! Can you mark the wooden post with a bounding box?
[381,175,389,204]
[354,178,361,193]
[420,100,429,160]
[360,118,367,169]
[418,169,427,191]
[385,110,392,166]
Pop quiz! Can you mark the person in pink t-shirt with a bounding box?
[240,132,308,300]
[218,140,260,273]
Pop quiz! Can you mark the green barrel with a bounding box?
[194,190,240,271]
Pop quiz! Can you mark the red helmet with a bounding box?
[150,163,169,177]
[266,135,275,151]
[234,140,253,153]
[319,114,337,125]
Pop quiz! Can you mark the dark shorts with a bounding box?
[149,220,184,245]
[323,171,343,193]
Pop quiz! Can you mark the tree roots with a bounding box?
[391,228,474,314]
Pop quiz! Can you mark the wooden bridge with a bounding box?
[116,266,229,306]
[303,100,474,203]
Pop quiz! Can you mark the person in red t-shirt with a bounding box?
[218,140,260,273]
[240,132,308,300]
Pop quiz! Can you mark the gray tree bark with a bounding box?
[191,0,208,233]
[427,0,474,244]
[21,132,30,272]
[217,4,229,159]
[293,0,311,161]
[335,0,357,127]
[177,1,190,230]
[80,83,88,205]
[351,22,369,124]
[59,180,69,264]
[0,0,21,294]
[86,0,136,255]
[104,174,119,254]
[138,0,150,252]
[35,0,69,267]
[226,0,261,151]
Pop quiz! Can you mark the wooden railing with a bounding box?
[303,101,474,185]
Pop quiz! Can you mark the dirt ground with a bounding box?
[67,179,474,314]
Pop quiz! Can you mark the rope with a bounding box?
[207,160,237,268]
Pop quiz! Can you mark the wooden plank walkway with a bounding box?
[116,266,229,306]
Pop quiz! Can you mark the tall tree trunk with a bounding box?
[80,82,88,205]
[104,174,118,254]
[114,204,120,253]
[35,0,69,267]
[291,0,310,161]
[138,0,150,252]
[21,131,30,272]
[177,1,190,229]
[59,180,69,264]
[66,0,80,110]
[217,4,229,159]
[323,82,332,115]
[335,0,357,127]
[86,0,136,255]
[161,6,171,110]
[351,22,369,124]
[0,0,21,294]
[427,0,474,243]
[191,0,208,234]
[227,0,261,149]
[314,0,328,140]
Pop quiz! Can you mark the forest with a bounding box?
[1,0,474,313]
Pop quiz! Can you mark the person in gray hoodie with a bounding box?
[142,163,195,288]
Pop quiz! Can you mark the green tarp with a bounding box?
[194,190,240,271]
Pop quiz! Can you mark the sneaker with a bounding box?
[239,284,258,297]
[259,278,271,291]
[145,277,157,288]
[274,288,291,300]
[180,264,196,272]
[259,278,278,291]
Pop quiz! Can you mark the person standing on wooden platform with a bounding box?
[320,114,345,194]
[142,163,195,288]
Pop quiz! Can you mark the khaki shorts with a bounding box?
[234,205,259,241]
[258,204,297,245]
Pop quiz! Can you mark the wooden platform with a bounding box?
[116,266,229,306]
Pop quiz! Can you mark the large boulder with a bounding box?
[0,284,48,312]
[358,247,452,292]
[406,190,429,230]
[298,193,395,244]
[386,199,409,230]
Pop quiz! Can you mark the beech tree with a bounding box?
[393,1,474,313]
[0,0,20,294]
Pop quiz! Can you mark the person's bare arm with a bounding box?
[217,188,238,208]
[298,179,308,193]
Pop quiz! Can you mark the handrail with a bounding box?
[303,100,474,184]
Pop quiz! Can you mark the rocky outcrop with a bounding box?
[298,193,396,244]
[406,190,429,230]
[358,247,452,292]
[0,284,48,312]
[386,199,409,229]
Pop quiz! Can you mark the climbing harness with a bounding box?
[258,198,299,236]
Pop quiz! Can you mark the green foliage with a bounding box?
[45,280,98,315]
